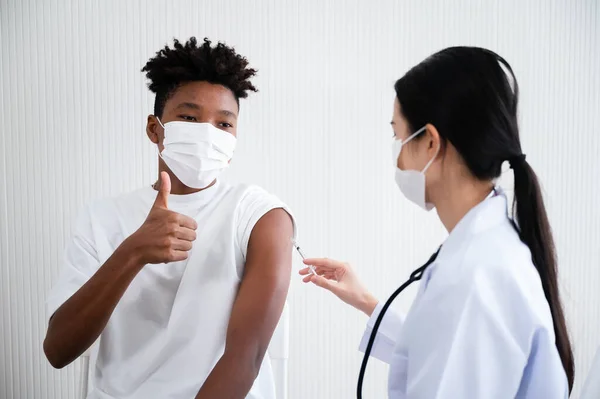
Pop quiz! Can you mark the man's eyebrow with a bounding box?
[175,103,237,119]
[219,109,238,119]
[175,102,201,110]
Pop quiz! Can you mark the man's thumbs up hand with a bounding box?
[125,172,198,265]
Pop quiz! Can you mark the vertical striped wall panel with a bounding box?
[1,0,598,398]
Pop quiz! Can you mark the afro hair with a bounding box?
[141,37,258,117]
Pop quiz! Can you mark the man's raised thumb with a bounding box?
[153,171,171,208]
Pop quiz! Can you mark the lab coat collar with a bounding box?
[437,187,509,264]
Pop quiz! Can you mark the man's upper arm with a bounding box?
[224,207,294,364]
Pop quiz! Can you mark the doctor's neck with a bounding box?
[432,178,494,233]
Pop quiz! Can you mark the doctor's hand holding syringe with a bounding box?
[298,257,378,317]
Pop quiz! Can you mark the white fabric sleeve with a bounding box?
[358,302,405,364]
[46,205,100,321]
[236,186,297,262]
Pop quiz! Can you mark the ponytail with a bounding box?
[511,157,574,391]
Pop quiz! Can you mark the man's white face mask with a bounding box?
[157,118,236,189]
[391,126,440,211]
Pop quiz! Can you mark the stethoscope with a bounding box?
[356,248,440,398]
[356,188,498,398]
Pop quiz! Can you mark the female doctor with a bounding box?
[300,47,574,398]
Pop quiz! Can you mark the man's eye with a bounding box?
[179,115,197,121]
[219,122,233,128]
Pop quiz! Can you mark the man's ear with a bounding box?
[146,115,161,144]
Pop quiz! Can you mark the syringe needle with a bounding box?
[291,239,317,276]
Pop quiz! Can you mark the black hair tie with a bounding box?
[508,153,526,169]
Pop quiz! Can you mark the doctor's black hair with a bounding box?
[141,37,258,118]
[395,47,574,391]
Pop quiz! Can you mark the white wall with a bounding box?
[1,0,598,398]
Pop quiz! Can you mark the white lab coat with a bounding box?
[359,189,568,398]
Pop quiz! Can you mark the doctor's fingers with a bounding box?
[310,275,342,293]
[303,257,349,270]
[302,272,337,283]
[299,266,327,276]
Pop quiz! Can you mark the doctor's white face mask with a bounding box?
[157,118,237,189]
[391,126,440,211]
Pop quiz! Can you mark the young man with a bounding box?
[44,37,295,399]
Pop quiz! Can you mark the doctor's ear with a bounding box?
[425,123,443,153]
[146,115,161,145]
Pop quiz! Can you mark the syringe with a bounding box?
[291,239,317,276]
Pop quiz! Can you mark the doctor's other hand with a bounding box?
[300,258,378,316]
[123,172,198,265]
